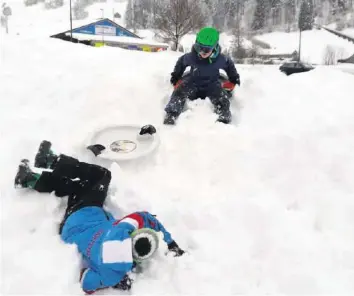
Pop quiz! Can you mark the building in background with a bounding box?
[51,18,169,52]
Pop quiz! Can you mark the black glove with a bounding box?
[139,124,157,135]
[170,74,180,86]
[113,274,133,291]
[87,144,106,156]
[167,241,185,257]
[235,76,241,86]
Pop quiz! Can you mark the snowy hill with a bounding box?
[254,29,354,64]
[2,2,354,295]
[3,0,128,37]
[180,29,354,65]
[343,27,354,38]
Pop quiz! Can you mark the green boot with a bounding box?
[14,159,41,189]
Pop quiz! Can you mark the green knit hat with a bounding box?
[196,27,219,47]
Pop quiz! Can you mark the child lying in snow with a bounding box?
[14,140,184,294]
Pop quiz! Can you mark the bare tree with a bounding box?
[231,10,247,63]
[323,45,336,65]
[44,0,64,9]
[248,42,259,65]
[24,0,38,6]
[153,0,205,51]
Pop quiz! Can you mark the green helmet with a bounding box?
[196,27,219,47]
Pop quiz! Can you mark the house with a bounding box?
[51,18,169,52]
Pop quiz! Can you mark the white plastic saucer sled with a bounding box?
[87,124,160,162]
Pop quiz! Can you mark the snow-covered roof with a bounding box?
[66,32,169,47]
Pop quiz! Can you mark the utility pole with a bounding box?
[69,0,73,42]
[298,29,302,62]
[100,9,104,45]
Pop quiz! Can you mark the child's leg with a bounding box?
[207,83,231,123]
[59,165,112,233]
[15,155,112,234]
[15,154,111,199]
[164,79,198,118]
[52,154,107,184]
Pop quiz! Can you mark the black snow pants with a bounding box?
[33,154,111,233]
[164,78,231,118]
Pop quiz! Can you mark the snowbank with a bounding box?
[254,29,354,64]
[342,28,354,38]
[2,31,354,294]
[2,3,354,295]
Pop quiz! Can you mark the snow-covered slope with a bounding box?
[3,0,128,37]
[254,29,354,64]
[2,3,354,295]
[342,28,354,38]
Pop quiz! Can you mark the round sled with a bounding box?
[88,124,160,162]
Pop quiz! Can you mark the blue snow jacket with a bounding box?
[171,46,240,91]
[60,208,173,293]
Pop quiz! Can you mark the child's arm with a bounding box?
[224,56,240,86]
[139,212,185,256]
[118,212,185,256]
[170,55,187,85]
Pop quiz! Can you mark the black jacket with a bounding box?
[171,46,240,91]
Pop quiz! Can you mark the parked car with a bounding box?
[279,61,315,75]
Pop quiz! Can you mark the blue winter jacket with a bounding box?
[61,208,173,293]
[171,46,240,91]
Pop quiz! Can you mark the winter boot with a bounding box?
[217,111,232,124]
[14,159,41,189]
[215,105,232,124]
[163,113,177,125]
[34,140,58,169]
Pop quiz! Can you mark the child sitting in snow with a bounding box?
[164,26,241,125]
[14,140,184,294]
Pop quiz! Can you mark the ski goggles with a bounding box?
[194,43,214,54]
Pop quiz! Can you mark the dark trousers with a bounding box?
[34,154,112,232]
[165,78,230,117]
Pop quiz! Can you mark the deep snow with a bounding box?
[2,2,354,295]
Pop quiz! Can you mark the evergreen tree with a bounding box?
[124,0,135,29]
[252,0,267,30]
[284,0,296,31]
[298,0,314,31]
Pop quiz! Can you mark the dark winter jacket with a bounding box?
[170,46,240,91]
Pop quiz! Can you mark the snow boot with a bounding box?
[215,104,232,124]
[14,159,40,189]
[34,140,58,169]
[163,113,177,125]
[217,111,232,124]
[87,144,106,156]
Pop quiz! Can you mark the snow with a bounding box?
[85,0,128,25]
[69,32,169,47]
[136,29,157,40]
[334,63,354,74]
[2,3,354,295]
[342,28,354,38]
[4,0,128,37]
[321,23,354,39]
[254,29,354,64]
